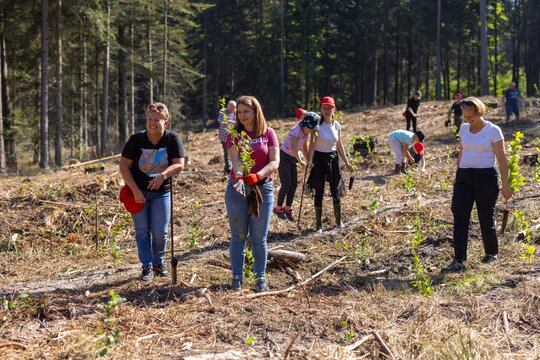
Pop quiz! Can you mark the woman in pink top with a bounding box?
[225,96,279,292]
[274,112,320,221]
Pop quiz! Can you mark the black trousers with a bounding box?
[451,168,500,261]
[406,115,417,132]
[307,150,342,207]
[277,150,298,207]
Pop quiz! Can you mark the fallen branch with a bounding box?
[283,333,299,360]
[61,154,121,169]
[245,256,347,299]
[0,342,27,350]
[345,334,372,352]
[268,249,306,264]
[372,331,396,360]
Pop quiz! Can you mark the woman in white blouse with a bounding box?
[307,96,352,233]
[442,97,513,273]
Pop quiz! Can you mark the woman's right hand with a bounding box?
[133,188,146,203]
[501,184,513,200]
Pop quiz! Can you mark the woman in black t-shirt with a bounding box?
[119,103,185,282]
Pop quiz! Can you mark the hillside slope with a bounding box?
[1,99,540,359]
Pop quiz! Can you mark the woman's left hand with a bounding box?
[501,184,513,200]
[148,174,165,190]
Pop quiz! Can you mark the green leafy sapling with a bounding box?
[507,131,525,193]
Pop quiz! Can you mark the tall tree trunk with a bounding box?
[40,0,50,169]
[101,0,110,157]
[55,0,63,167]
[493,1,498,95]
[393,8,400,105]
[0,42,4,173]
[425,48,429,99]
[201,12,208,128]
[382,0,389,104]
[0,14,14,170]
[130,17,135,134]
[480,0,490,95]
[457,18,462,93]
[407,19,412,100]
[118,22,128,146]
[373,50,378,105]
[435,0,442,99]
[94,38,100,155]
[147,6,154,104]
[163,0,168,108]
[279,0,285,116]
[80,23,88,160]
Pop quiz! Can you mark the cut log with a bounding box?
[268,249,306,264]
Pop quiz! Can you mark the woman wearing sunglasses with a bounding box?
[119,103,185,281]
[442,97,512,273]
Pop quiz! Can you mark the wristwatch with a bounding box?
[161,173,168,180]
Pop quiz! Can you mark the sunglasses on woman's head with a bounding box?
[147,104,165,112]
[461,100,476,109]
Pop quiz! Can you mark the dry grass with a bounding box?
[1,98,540,359]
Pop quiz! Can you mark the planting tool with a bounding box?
[501,200,510,235]
[348,176,355,190]
[170,177,178,285]
[297,165,309,229]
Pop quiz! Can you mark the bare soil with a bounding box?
[1,98,540,359]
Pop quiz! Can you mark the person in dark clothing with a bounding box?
[446,92,463,131]
[442,97,512,274]
[503,82,525,123]
[405,90,421,132]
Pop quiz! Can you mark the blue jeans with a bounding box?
[131,190,171,267]
[225,179,274,279]
[222,142,231,173]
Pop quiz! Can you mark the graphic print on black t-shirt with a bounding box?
[139,147,169,176]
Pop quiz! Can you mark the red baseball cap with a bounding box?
[295,107,305,120]
[119,185,144,214]
[320,96,336,107]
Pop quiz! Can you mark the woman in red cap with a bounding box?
[119,103,185,282]
[307,96,352,232]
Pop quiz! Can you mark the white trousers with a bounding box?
[388,137,406,165]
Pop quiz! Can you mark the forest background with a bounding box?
[0,0,539,173]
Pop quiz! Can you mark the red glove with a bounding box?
[245,173,261,186]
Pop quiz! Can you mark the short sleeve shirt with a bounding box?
[280,124,308,157]
[459,122,504,169]
[413,142,425,155]
[451,101,463,116]
[314,121,340,153]
[407,97,420,116]
[503,88,521,104]
[388,130,414,145]
[226,127,279,180]
[121,130,185,192]
[217,110,236,143]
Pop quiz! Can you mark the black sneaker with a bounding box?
[254,278,267,293]
[231,276,243,291]
[441,260,465,273]
[140,266,153,281]
[153,264,169,277]
[481,254,498,264]
[283,208,295,222]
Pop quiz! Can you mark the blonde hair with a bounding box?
[462,97,486,117]
[235,95,267,137]
[146,102,170,121]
